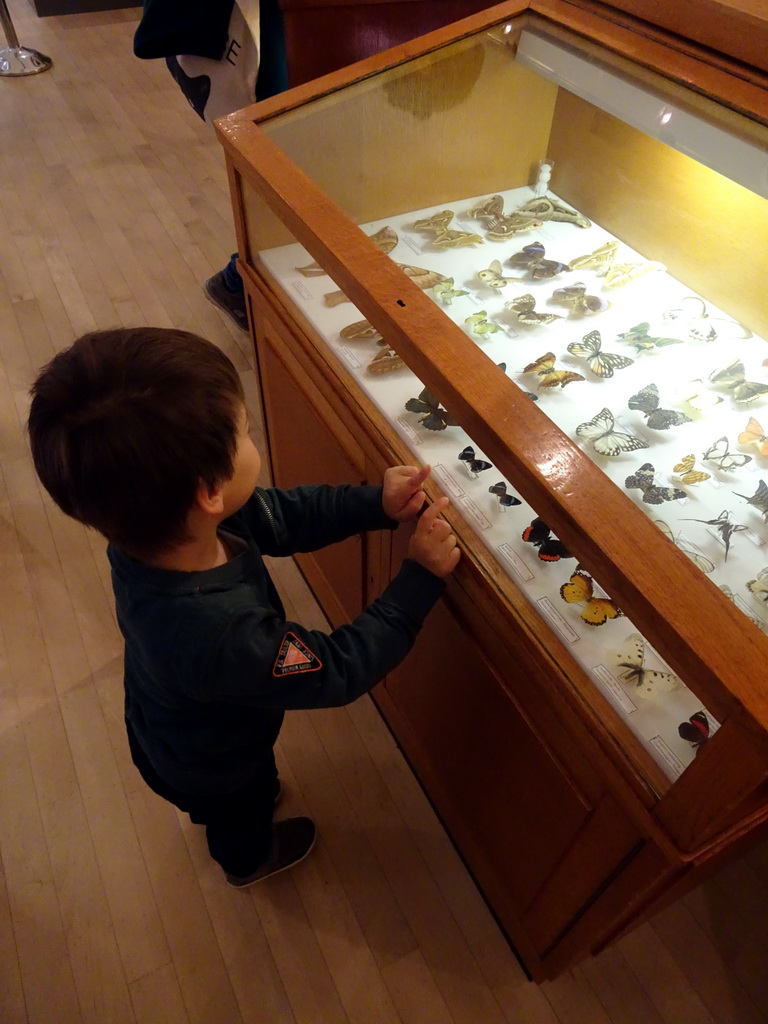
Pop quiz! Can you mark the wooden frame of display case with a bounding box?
[216,0,768,978]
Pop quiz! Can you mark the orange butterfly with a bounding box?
[738,416,768,456]
[559,570,623,626]
[523,352,585,391]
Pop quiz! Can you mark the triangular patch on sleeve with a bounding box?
[273,632,323,676]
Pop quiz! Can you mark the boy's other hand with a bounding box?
[407,497,461,578]
[382,464,430,522]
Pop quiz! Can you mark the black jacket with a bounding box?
[134,0,236,60]
[109,483,445,795]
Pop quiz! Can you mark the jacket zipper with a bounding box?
[256,491,280,546]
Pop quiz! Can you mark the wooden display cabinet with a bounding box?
[217,0,768,978]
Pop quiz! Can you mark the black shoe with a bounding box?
[225,817,316,888]
[204,271,249,331]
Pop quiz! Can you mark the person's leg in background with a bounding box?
[155,0,289,331]
[204,253,249,331]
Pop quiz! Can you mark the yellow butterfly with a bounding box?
[559,571,622,626]
[523,352,585,391]
[672,454,710,485]
[738,416,768,456]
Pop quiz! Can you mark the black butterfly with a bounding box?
[489,481,522,509]
[507,240,568,279]
[681,509,747,562]
[678,711,710,752]
[458,446,492,476]
[628,384,692,430]
[522,518,573,561]
[733,479,768,521]
[404,387,458,431]
[625,464,687,505]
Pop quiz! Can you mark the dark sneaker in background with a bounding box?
[204,271,249,331]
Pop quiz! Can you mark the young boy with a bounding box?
[28,327,460,887]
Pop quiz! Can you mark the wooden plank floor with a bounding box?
[1,3,768,1022]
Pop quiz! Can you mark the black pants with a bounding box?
[127,722,278,877]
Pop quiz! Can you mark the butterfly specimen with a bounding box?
[489,481,522,509]
[625,464,686,505]
[613,633,681,697]
[575,408,649,457]
[414,210,454,234]
[458,446,492,476]
[560,571,622,626]
[504,294,563,327]
[487,214,544,239]
[628,384,692,430]
[549,282,609,317]
[465,311,503,336]
[702,436,752,471]
[662,295,753,343]
[678,711,711,753]
[615,322,683,353]
[404,387,459,431]
[507,241,569,279]
[511,195,591,228]
[733,479,768,520]
[681,510,747,561]
[720,584,768,634]
[568,241,619,272]
[738,417,768,456]
[367,347,405,375]
[653,519,715,573]
[477,260,514,290]
[672,455,710,485]
[296,225,397,274]
[566,330,634,378]
[674,380,723,413]
[468,195,505,220]
[523,352,585,390]
[599,261,665,288]
[323,262,446,306]
[709,360,768,405]
[432,229,484,248]
[747,567,768,604]
[340,319,382,341]
[431,278,469,306]
[522,518,573,561]
[468,196,545,238]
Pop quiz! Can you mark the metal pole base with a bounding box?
[0,45,52,76]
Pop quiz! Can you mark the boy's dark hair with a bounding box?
[28,328,245,557]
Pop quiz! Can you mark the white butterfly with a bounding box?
[702,436,752,471]
[566,331,634,378]
[613,633,682,700]
[653,520,715,574]
[575,408,650,457]
[662,295,753,343]
[673,379,723,413]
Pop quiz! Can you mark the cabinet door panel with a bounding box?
[379,595,591,918]
[258,328,365,626]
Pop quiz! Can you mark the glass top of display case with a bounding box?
[225,10,768,785]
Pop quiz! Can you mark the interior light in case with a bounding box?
[514,28,767,201]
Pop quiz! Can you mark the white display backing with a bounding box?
[260,185,767,779]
